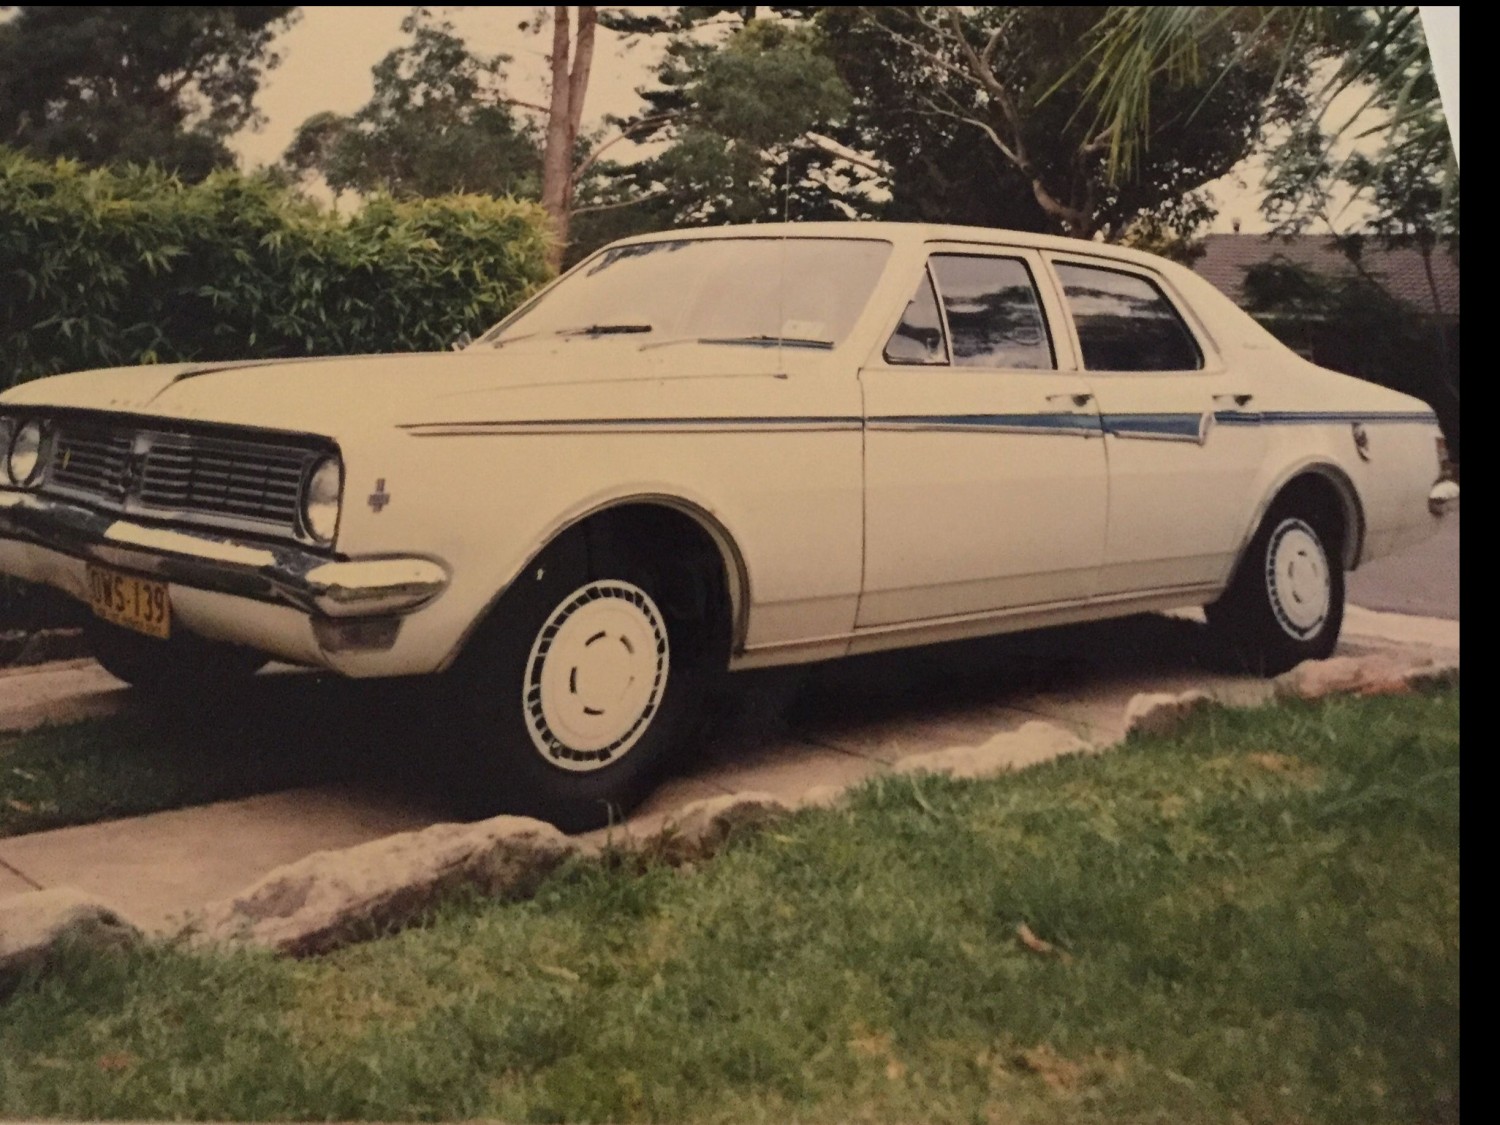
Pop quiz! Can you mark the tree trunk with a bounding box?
[539,6,597,271]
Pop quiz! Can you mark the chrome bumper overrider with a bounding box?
[0,491,448,617]
[1429,479,1460,517]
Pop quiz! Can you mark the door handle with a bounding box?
[1214,392,1254,408]
[1046,392,1094,408]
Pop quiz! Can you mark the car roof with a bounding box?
[609,221,1177,272]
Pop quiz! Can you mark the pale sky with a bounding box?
[225,5,1454,236]
[231,6,665,173]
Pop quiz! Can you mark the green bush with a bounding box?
[0,147,553,387]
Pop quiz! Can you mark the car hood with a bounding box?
[0,339,799,438]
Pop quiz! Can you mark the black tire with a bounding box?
[443,529,712,833]
[85,617,269,693]
[1205,494,1345,676]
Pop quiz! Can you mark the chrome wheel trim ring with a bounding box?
[1265,518,1331,640]
[522,580,669,773]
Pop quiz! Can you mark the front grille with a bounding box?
[49,428,133,504]
[44,418,326,543]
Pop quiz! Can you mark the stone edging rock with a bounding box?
[0,888,142,996]
[0,650,1459,984]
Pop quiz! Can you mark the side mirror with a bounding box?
[451,330,473,352]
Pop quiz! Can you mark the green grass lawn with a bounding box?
[0,688,1459,1124]
[0,710,338,838]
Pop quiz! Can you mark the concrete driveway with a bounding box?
[0,596,1458,930]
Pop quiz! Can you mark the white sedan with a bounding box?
[0,223,1456,829]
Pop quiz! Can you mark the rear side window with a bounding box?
[1054,262,1202,371]
[931,255,1054,369]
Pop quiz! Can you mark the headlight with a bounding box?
[6,420,44,487]
[303,456,343,544]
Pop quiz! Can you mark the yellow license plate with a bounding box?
[86,565,171,639]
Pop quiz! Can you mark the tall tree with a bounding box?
[589,16,866,225]
[1067,5,1456,244]
[820,5,1318,240]
[0,6,297,180]
[281,10,541,200]
[586,6,1316,247]
[536,5,597,269]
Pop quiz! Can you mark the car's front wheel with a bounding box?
[445,532,708,832]
[1206,494,1345,675]
[85,618,269,693]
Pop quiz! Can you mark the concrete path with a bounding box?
[0,603,1457,934]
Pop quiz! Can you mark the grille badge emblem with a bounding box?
[121,435,151,498]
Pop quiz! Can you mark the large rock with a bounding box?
[0,887,141,993]
[1123,690,1213,738]
[185,815,580,957]
[649,791,790,862]
[1275,654,1458,701]
[893,720,1089,780]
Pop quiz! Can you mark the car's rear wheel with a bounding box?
[85,617,269,693]
[1206,494,1345,676]
[444,530,711,833]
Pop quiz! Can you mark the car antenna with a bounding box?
[777,150,793,370]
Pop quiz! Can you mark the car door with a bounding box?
[857,248,1109,628]
[1043,255,1268,595]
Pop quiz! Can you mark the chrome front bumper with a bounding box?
[1429,479,1460,517]
[0,491,448,618]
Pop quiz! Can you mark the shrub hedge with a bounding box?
[1,147,553,387]
[0,148,553,632]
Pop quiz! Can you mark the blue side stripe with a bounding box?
[1102,413,1202,438]
[1254,410,1437,424]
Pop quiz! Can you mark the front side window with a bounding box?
[1054,261,1203,372]
[883,254,1055,370]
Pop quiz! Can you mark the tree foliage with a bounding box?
[0,147,552,387]
[817,6,1317,239]
[1064,6,1457,251]
[607,18,856,220]
[577,6,1316,248]
[1259,6,1457,254]
[0,6,297,181]
[281,10,541,200]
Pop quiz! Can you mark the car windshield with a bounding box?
[479,236,893,349]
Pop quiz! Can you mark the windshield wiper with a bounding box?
[484,331,537,349]
[556,323,654,338]
[706,334,834,349]
[640,334,834,352]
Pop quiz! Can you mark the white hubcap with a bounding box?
[523,580,669,772]
[1265,519,1331,639]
